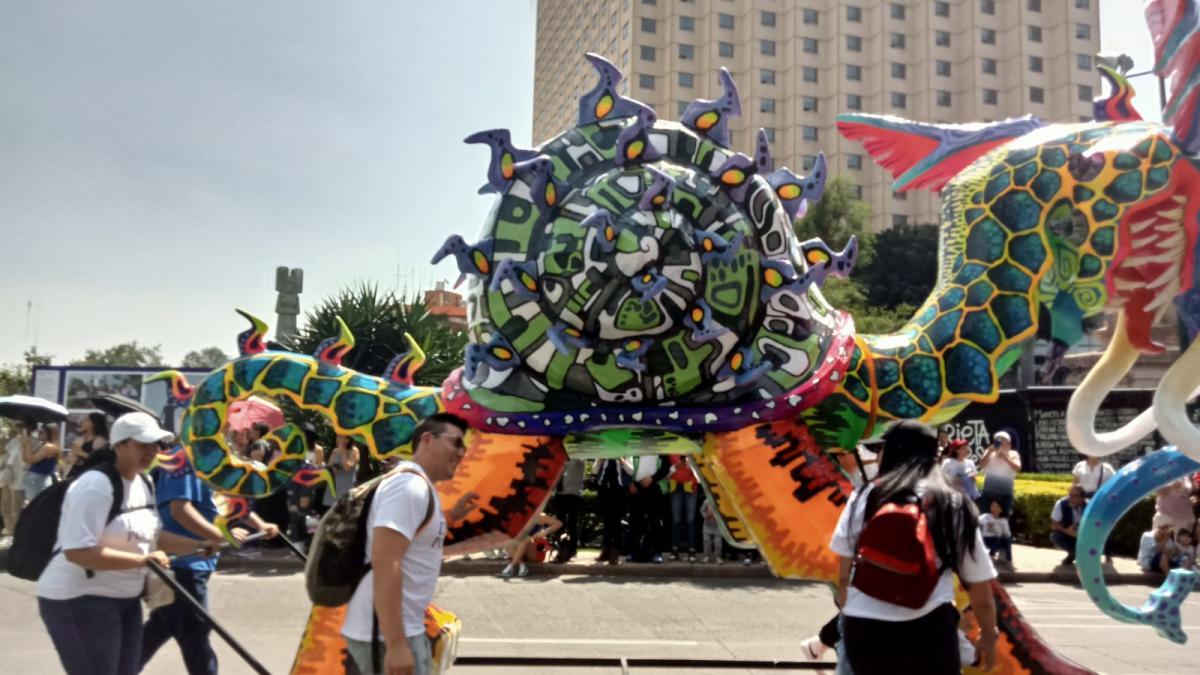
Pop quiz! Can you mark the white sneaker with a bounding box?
[800,636,827,660]
[516,563,529,577]
[499,563,514,577]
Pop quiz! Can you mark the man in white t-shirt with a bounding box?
[1071,455,1115,498]
[340,413,480,675]
[977,430,1021,514]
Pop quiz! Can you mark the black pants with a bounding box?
[628,487,664,561]
[818,613,841,648]
[842,603,961,675]
[552,493,582,558]
[598,485,626,552]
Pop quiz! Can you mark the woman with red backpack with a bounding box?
[829,420,1000,674]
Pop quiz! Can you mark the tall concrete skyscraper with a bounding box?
[534,0,1102,230]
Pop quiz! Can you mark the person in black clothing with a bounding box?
[63,413,109,479]
[626,455,670,563]
[592,458,629,565]
[550,459,584,563]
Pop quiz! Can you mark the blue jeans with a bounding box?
[40,594,142,675]
[345,633,432,675]
[23,471,54,501]
[670,488,698,552]
[140,568,217,675]
[1050,530,1077,563]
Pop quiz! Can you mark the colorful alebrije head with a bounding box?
[446,53,847,421]
[145,370,195,404]
[235,309,269,356]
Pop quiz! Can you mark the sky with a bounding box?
[0,1,1163,367]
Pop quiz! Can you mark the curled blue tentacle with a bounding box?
[1077,447,1200,644]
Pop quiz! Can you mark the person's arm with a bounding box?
[651,457,670,484]
[345,445,359,471]
[244,511,280,538]
[157,530,221,555]
[64,545,169,570]
[836,555,852,609]
[1002,450,1022,472]
[312,444,325,467]
[20,435,39,465]
[541,513,563,536]
[1049,501,1066,533]
[1000,518,1012,539]
[372,527,415,674]
[978,447,995,469]
[966,581,999,671]
[169,499,227,543]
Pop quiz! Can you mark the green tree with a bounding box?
[794,175,875,267]
[71,341,165,368]
[0,348,53,397]
[856,223,939,308]
[282,282,467,388]
[181,347,232,369]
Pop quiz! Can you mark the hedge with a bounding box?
[552,479,1153,556]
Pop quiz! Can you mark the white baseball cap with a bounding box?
[110,412,174,445]
[993,431,1012,444]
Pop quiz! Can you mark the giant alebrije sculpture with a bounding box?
[163,3,1200,672]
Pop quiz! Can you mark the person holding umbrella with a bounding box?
[37,412,223,675]
[21,424,61,501]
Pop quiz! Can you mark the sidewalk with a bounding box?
[0,538,1160,585]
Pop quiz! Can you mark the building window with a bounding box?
[803,8,819,24]
[936,60,951,77]
[937,90,952,107]
[623,22,630,38]
[1079,84,1093,101]
[718,13,734,29]
[936,31,950,47]
[763,128,776,142]
[982,58,997,75]
[761,69,776,85]
[640,18,656,33]
[893,190,908,201]
[676,101,689,116]
[982,28,996,45]
[847,154,863,170]
[891,62,907,79]
[622,50,630,66]
[1030,86,1044,103]
[1076,53,1091,70]
[761,98,776,114]
[891,92,907,108]
[891,32,906,49]
[678,72,694,87]
[847,94,863,110]
[802,96,818,112]
[893,214,909,227]
[761,39,776,56]
[642,0,655,4]
[761,10,776,27]
[1028,0,1042,10]
[679,16,694,31]
[983,88,998,105]
[1029,55,1043,72]
[935,1,950,17]
[803,38,818,53]
[847,35,862,51]
[981,0,995,14]
[640,45,656,61]
[853,185,863,199]
[1029,26,1042,42]
[847,5,862,22]
[802,155,817,170]
[847,64,862,81]
[802,126,818,142]
[1076,0,1089,8]
[890,3,906,19]
[1076,23,1091,39]
[638,74,654,90]
[719,41,734,57]
[803,66,819,82]
[679,44,694,60]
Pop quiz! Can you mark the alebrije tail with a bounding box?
[1076,448,1200,644]
[1147,0,1200,153]
[1093,64,1143,122]
[313,316,355,366]
[146,370,196,403]
[384,333,426,388]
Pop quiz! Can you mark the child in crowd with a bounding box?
[700,498,722,563]
[1138,514,1181,574]
[1175,528,1196,570]
[979,500,1013,569]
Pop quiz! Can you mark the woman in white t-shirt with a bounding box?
[977,430,1021,515]
[1071,456,1115,498]
[830,420,999,674]
[37,413,215,675]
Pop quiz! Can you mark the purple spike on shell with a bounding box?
[638,167,676,210]
[577,53,654,126]
[681,68,742,148]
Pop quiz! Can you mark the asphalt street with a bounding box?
[2,570,1198,674]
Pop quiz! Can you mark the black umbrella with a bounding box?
[90,393,159,421]
[0,395,69,425]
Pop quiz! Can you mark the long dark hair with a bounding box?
[87,412,109,440]
[860,423,981,575]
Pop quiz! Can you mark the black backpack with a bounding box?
[305,468,434,607]
[7,461,154,581]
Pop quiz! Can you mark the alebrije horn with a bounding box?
[577,52,654,126]
[681,68,742,148]
[463,129,539,194]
